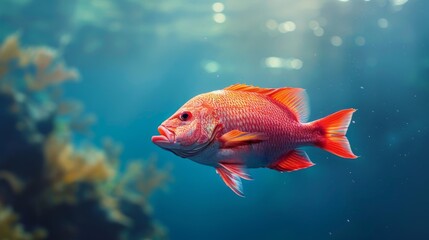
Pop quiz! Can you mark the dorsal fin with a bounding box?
[224,84,309,122]
[269,87,309,122]
[224,84,277,95]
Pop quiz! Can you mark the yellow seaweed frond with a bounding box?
[0,171,25,194]
[36,62,79,88]
[0,34,20,64]
[0,34,20,78]
[42,135,118,206]
[149,221,169,240]
[114,158,171,204]
[34,47,56,72]
[56,100,83,116]
[0,33,170,239]
[28,55,80,91]
[100,196,132,226]
[102,137,123,166]
[69,113,97,135]
[0,205,47,240]
[0,34,80,93]
[44,134,116,187]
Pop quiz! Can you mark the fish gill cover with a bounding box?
[0,34,171,240]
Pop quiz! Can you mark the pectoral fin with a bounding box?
[219,129,268,148]
[216,163,252,197]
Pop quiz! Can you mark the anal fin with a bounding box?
[269,149,315,172]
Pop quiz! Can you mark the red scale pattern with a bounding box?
[203,90,306,162]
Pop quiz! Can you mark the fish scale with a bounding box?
[215,90,303,158]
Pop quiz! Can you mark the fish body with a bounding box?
[152,84,357,196]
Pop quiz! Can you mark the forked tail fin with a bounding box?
[313,108,358,159]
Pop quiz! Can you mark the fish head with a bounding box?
[151,96,220,158]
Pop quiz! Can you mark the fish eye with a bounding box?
[179,111,192,121]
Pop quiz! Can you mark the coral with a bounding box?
[0,34,171,240]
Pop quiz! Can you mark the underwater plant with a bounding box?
[0,34,170,240]
[0,204,47,240]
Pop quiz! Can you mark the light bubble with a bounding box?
[313,27,324,37]
[212,2,224,12]
[331,36,343,47]
[204,61,220,73]
[308,20,319,30]
[265,57,303,70]
[378,18,389,28]
[390,0,408,6]
[355,36,366,46]
[59,34,72,46]
[265,57,283,68]
[290,59,303,69]
[213,13,226,23]
[278,21,296,33]
[266,19,278,30]
[338,0,349,2]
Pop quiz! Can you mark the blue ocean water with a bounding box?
[1,0,428,239]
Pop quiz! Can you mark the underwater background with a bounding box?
[0,0,428,239]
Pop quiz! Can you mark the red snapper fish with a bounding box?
[152,84,357,196]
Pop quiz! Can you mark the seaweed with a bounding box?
[0,204,47,240]
[0,34,170,240]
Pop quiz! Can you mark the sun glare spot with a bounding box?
[265,57,303,70]
[390,0,408,6]
[265,57,283,68]
[212,2,224,12]
[278,21,296,33]
[355,36,366,46]
[331,36,343,47]
[378,18,389,28]
[266,19,278,30]
[290,59,303,69]
[204,61,220,73]
[213,13,226,23]
[313,27,324,37]
[308,20,319,30]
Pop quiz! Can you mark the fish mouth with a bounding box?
[152,123,222,158]
[151,126,175,147]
